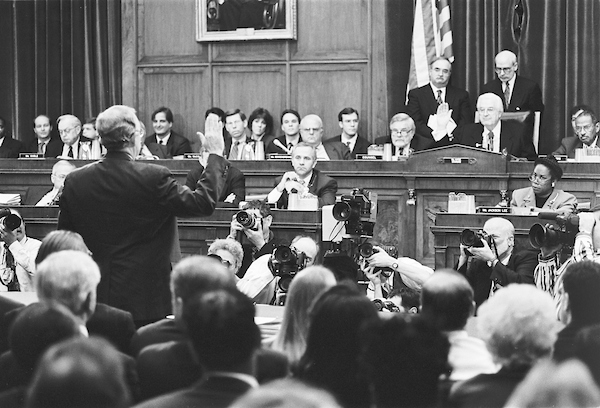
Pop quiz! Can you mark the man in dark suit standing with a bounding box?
[300,114,350,160]
[406,57,473,148]
[58,105,229,326]
[266,142,337,209]
[324,107,371,159]
[0,116,23,158]
[481,50,544,114]
[454,93,537,160]
[374,113,434,157]
[145,106,191,159]
[24,115,63,158]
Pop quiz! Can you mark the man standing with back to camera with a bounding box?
[58,105,229,326]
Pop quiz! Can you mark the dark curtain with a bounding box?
[387,0,600,154]
[0,0,121,144]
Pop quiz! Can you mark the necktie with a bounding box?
[38,143,45,155]
[487,131,494,151]
[503,83,511,109]
[3,243,15,288]
[229,141,240,160]
[287,143,294,152]
[68,146,74,158]
[436,89,443,105]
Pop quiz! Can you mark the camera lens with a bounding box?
[529,223,560,249]
[358,243,374,258]
[0,213,21,231]
[235,211,254,228]
[274,246,295,263]
[460,229,484,247]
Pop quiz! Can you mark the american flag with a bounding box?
[407,0,454,95]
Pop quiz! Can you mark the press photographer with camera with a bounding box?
[456,217,538,309]
[0,209,41,292]
[237,235,319,304]
[227,200,278,278]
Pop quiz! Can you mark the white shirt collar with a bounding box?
[157,133,171,144]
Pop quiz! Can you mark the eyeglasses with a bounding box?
[575,124,594,133]
[391,129,413,137]
[58,126,77,135]
[494,66,515,74]
[529,173,551,183]
[207,253,233,268]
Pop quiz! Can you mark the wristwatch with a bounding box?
[391,262,399,270]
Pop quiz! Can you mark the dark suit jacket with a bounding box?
[0,302,136,355]
[454,120,537,160]
[406,83,473,147]
[324,134,371,159]
[274,169,337,209]
[0,137,23,158]
[130,318,185,356]
[57,151,229,321]
[457,248,538,309]
[185,164,245,206]
[145,131,191,159]
[552,136,586,158]
[323,141,351,160]
[133,375,254,408]
[481,75,544,113]
[224,132,252,159]
[265,135,303,155]
[24,136,63,158]
[374,134,434,152]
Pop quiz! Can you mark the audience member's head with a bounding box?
[570,104,594,131]
[240,199,273,242]
[559,260,600,326]
[322,252,361,283]
[26,337,131,408]
[151,106,174,138]
[290,235,319,268]
[183,288,260,372]
[9,302,81,381]
[420,269,474,331]
[299,114,324,147]
[33,115,52,141]
[361,314,450,408]
[476,93,504,130]
[35,250,101,323]
[205,107,225,122]
[389,112,416,150]
[280,109,301,138]
[56,114,82,146]
[477,284,558,369]
[50,160,76,192]
[230,378,342,408]
[575,323,600,388]
[208,238,244,276]
[95,105,141,151]
[35,230,90,266]
[494,50,518,83]
[225,109,248,140]
[504,359,600,408]
[393,286,421,313]
[248,107,274,139]
[429,56,452,88]
[272,266,337,363]
[82,117,99,140]
[338,107,359,138]
[170,255,236,319]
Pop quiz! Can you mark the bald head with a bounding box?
[494,50,518,82]
[495,50,517,66]
[483,217,514,237]
[299,115,324,147]
[51,160,76,190]
[421,269,474,331]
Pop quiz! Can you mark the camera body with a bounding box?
[358,242,398,277]
[372,298,401,313]
[0,208,21,231]
[460,229,495,256]
[332,188,377,237]
[268,245,307,292]
[529,213,579,249]
[235,210,261,231]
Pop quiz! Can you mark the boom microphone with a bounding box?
[273,139,291,154]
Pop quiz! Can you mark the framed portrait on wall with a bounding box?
[196,0,297,42]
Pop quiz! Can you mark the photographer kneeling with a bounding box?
[456,217,538,310]
[237,235,319,304]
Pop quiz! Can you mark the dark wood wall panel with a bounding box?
[212,42,288,63]
[214,66,286,125]
[292,64,366,139]
[292,0,369,60]
[139,67,209,151]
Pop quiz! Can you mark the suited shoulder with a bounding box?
[323,135,342,145]
[447,84,470,97]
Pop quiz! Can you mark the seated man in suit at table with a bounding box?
[0,116,23,158]
[224,109,252,160]
[456,217,538,310]
[145,106,192,159]
[266,143,337,209]
[553,108,600,158]
[300,114,350,160]
[374,113,434,157]
[57,114,92,159]
[454,93,537,161]
[323,107,370,159]
[25,115,63,158]
[266,109,302,155]
[185,153,245,207]
[406,57,473,148]
[35,160,77,206]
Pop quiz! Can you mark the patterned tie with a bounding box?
[503,82,511,109]
[3,243,15,289]
[487,131,494,151]
[68,146,74,158]
[229,141,240,160]
[436,89,443,105]
[38,142,45,155]
[287,143,294,152]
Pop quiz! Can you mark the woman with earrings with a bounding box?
[510,156,577,215]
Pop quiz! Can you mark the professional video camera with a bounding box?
[0,209,21,231]
[332,188,377,237]
[529,212,579,249]
[268,245,307,292]
[235,210,261,231]
[459,228,496,256]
